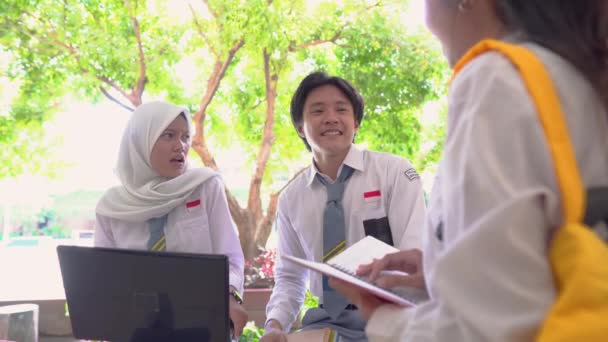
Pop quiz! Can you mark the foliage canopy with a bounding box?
[1,0,448,258]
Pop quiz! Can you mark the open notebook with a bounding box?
[282,236,429,307]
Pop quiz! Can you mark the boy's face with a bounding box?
[149,115,191,178]
[297,84,359,158]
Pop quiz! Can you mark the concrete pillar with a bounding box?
[0,303,39,342]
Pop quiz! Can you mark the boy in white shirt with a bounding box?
[262,72,427,342]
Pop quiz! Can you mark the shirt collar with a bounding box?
[304,145,365,187]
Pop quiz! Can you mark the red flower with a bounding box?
[244,247,277,289]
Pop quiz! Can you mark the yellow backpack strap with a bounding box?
[452,39,586,224]
[453,39,608,342]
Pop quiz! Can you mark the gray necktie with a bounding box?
[317,165,355,320]
[147,214,168,252]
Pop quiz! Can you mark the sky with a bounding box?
[0,1,431,210]
[405,0,426,27]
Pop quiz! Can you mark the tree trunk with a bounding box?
[229,194,278,260]
[192,49,293,260]
[187,40,284,259]
[231,208,258,260]
[245,50,278,233]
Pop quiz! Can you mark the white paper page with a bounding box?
[282,254,414,306]
[327,236,399,274]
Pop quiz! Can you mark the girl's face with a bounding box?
[149,115,191,178]
[425,0,505,67]
[425,0,457,48]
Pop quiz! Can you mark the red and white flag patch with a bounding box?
[364,190,381,203]
[186,199,201,212]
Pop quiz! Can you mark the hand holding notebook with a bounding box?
[282,236,429,307]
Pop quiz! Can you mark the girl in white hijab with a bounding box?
[95,100,248,337]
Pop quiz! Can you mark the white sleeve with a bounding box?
[365,305,411,342]
[265,192,309,332]
[94,213,115,247]
[367,53,558,342]
[387,159,426,250]
[203,176,245,293]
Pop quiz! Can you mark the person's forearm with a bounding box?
[265,319,283,332]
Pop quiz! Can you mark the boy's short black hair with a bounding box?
[289,72,365,151]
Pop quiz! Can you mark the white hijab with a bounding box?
[96,101,216,222]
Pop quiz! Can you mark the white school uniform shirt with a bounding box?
[95,176,245,293]
[266,145,427,331]
[365,43,608,342]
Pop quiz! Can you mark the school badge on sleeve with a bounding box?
[404,168,419,181]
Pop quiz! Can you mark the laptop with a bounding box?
[57,245,230,342]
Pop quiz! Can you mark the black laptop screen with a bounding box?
[57,245,230,342]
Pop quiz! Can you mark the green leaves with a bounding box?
[1,0,185,106]
[0,0,449,181]
[333,14,448,162]
[0,0,187,176]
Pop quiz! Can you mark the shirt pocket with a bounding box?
[357,197,395,246]
[175,210,212,253]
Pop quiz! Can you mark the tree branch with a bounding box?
[47,31,79,56]
[288,31,341,52]
[50,30,136,105]
[250,98,264,111]
[202,0,219,18]
[121,0,145,106]
[286,2,376,54]
[98,76,135,105]
[191,38,245,171]
[254,192,278,244]
[189,3,219,57]
[131,15,146,105]
[25,11,142,107]
[278,167,308,194]
[253,166,308,245]
[99,86,135,111]
[225,188,242,216]
[367,1,381,11]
